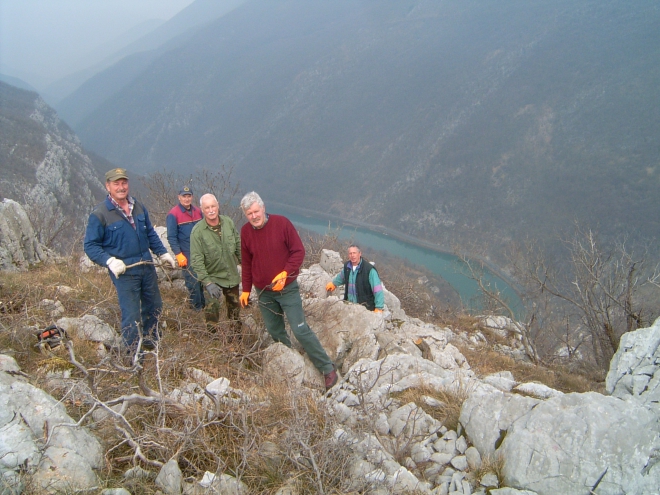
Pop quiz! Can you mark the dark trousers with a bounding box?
[256,281,334,374]
[111,264,163,350]
[183,265,205,310]
[205,284,241,329]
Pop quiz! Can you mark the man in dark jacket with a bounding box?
[84,168,176,353]
[326,244,384,312]
[166,186,205,310]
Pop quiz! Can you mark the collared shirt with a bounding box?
[108,194,135,229]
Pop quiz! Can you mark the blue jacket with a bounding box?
[84,196,167,267]
[166,203,203,258]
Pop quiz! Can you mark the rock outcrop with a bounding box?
[2,250,660,494]
[0,355,104,493]
[0,199,50,271]
[0,82,106,253]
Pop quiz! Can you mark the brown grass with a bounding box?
[390,381,472,432]
[456,344,603,394]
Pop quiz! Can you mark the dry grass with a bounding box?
[456,344,603,394]
[390,381,472,432]
[0,258,361,494]
[475,452,506,487]
[0,245,610,493]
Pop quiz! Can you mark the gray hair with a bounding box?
[199,193,219,207]
[348,244,361,252]
[240,191,264,211]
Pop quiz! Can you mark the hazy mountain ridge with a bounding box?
[0,82,108,251]
[56,0,247,126]
[65,0,660,259]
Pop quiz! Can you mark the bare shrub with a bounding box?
[139,166,242,227]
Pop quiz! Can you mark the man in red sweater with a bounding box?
[239,191,337,390]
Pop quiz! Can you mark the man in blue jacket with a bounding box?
[166,186,205,311]
[84,168,176,354]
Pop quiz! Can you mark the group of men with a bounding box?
[84,168,385,390]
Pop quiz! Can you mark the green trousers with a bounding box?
[205,285,241,331]
[256,281,334,374]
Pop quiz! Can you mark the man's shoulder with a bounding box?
[89,198,112,219]
[190,220,206,235]
[167,204,180,216]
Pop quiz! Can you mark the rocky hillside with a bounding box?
[0,221,657,494]
[61,0,660,259]
[0,82,108,252]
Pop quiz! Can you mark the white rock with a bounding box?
[513,382,563,399]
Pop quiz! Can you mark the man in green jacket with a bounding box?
[190,194,242,336]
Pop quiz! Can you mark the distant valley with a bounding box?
[6,0,660,266]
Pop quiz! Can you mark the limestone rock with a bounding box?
[298,264,333,299]
[499,392,660,495]
[0,355,103,493]
[606,317,660,407]
[319,249,344,275]
[513,382,563,399]
[0,199,49,271]
[459,385,540,456]
[155,458,183,495]
[262,342,306,388]
[56,314,119,345]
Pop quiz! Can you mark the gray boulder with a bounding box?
[0,199,49,271]
[56,314,119,345]
[460,385,540,456]
[155,458,183,495]
[498,392,660,495]
[0,355,103,493]
[606,317,660,407]
[319,249,344,275]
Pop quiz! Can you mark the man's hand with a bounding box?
[106,257,126,277]
[206,283,222,299]
[240,291,250,307]
[271,271,287,291]
[374,308,384,313]
[325,282,336,292]
[175,253,188,267]
[160,253,176,268]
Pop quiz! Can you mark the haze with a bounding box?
[0,0,194,88]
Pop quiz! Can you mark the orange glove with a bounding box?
[374,308,383,313]
[271,271,287,291]
[175,253,188,268]
[326,282,336,292]
[240,291,250,307]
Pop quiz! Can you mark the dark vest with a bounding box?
[343,259,377,311]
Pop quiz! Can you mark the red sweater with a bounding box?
[241,214,305,292]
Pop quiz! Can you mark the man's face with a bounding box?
[201,197,220,222]
[179,194,193,208]
[348,247,361,266]
[244,202,266,228]
[106,179,129,202]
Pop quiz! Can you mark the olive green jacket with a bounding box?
[190,215,241,288]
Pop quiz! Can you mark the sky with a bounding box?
[0,0,195,88]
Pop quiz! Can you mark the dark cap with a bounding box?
[105,168,129,182]
[179,186,193,196]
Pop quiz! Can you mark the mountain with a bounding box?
[56,0,247,125]
[0,73,37,93]
[0,81,108,252]
[41,19,166,105]
[66,0,660,260]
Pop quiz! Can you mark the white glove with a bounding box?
[106,257,126,277]
[159,253,176,268]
